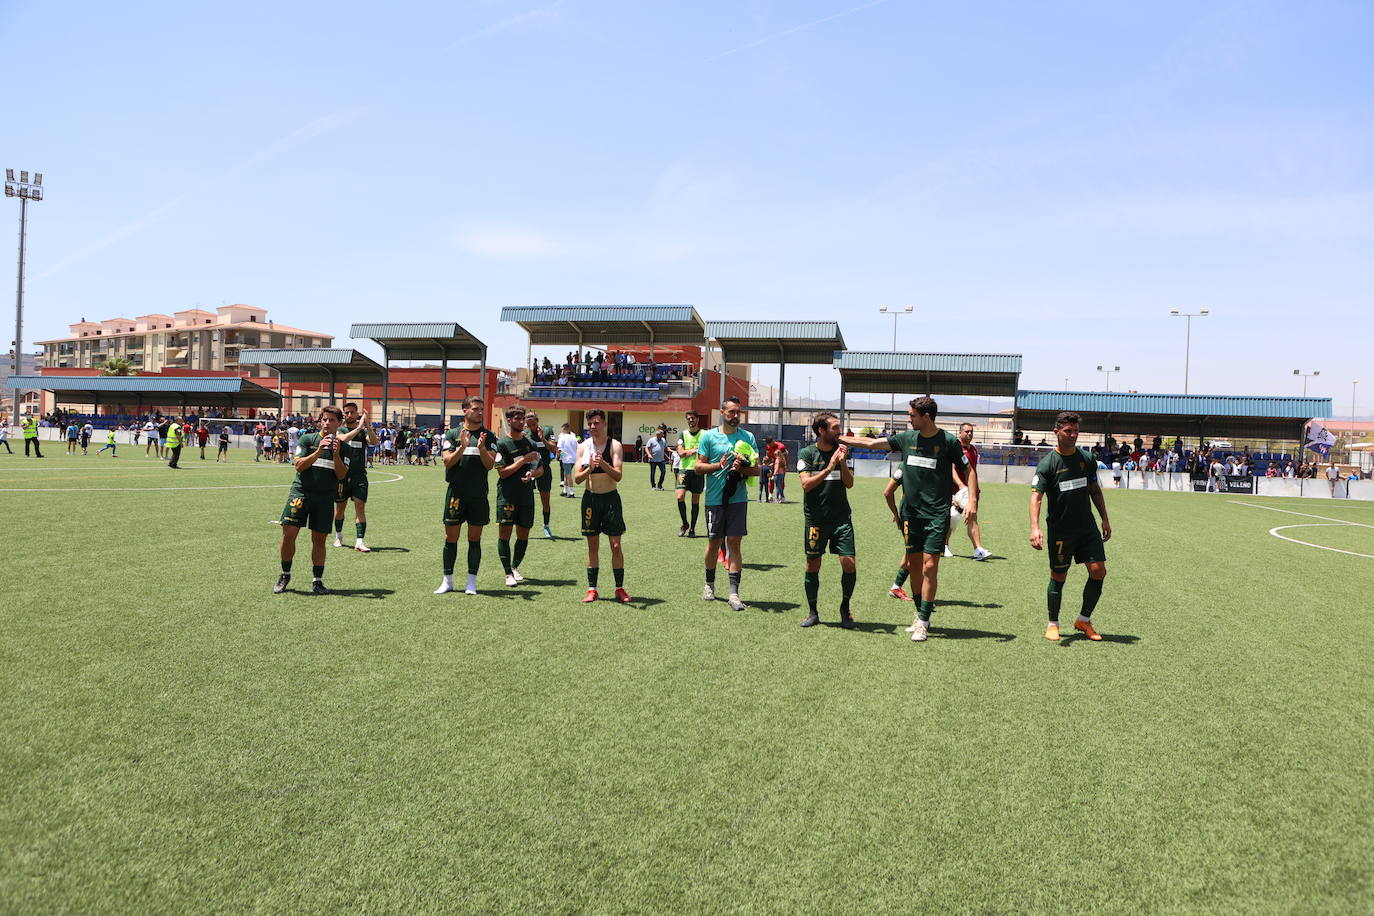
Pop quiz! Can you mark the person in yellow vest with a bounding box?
[21,415,43,458]
[165,417,184,468]
[674,410,705,537]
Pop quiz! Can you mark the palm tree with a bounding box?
[101,357,137,376]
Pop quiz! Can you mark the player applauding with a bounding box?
[797,412,857,629]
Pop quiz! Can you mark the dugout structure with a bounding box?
[237,348,385,408]
[349,323,487,428]
[1014,391,1334,445]
[705,321,846,440]
[831,351,1023,429]
[3,374,282,415]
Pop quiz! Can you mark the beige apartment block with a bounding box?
[37,305,332,378]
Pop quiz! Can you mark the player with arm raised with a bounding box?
[574,409,630,603]
[1029,411,1112,641]
[435,397,498,596]
[494,406,541,587]
[333,403,379,552]
[797,412,857,629]
[524,410,558,538]
[840,396,973,642]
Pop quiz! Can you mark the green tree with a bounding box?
[100,358,137,377]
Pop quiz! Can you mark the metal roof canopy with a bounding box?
[501,305,706,346]
[1014,390,1333,440]
[704,321,848,439]
[834,351,1022,395]
[238,348,384,401]
[6,375,282,410]
[349,322,489,427]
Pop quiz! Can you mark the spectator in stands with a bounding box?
[1283,461,1295,478]
[1207,456,1226,493]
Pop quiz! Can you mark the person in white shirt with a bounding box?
[287,425,301,453]
[556,423,580,497]
[1207,458,1226,493]
[1326,461,1340,496]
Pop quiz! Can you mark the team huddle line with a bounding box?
[271,397,1113,643]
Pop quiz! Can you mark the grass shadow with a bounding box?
[930,625,1017,642]
[823,620,901,634]
[520,578,578,587]
[325,588,396,599]
[478,589,538,602]
[937,599,1004,609]
[748,600,801,613]
[1062,632,1142,646]
[363,547,411,553]
[741,563,785,571]
[628,597,666,609]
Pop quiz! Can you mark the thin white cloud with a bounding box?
[32,109,365,282]
[447,2,563,50]
[705,0,889,62]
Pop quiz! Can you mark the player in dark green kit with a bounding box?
[524,410,557,539]
[1030,411,1112,641]
[797,412,857,629]
[494,405,543,587]
[434,397,498,596]
[274,406,350,595]
[332,402,378,552]
[841,396,974,642]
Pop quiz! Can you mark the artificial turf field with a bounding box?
[2,447,1371,914]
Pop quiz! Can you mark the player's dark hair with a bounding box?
[461,397,483,410]
[319,405,343,421]
[909,396,938,419]
[811,411,838,436]
[723,396,742,409]
[505,406,526,420]
[587,408,606,422]
[1053,411,1081,429]
[343,402,358,411]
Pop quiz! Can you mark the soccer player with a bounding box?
[697,397,759,611]
[332,403,378,553]
[274,406,350,595]
[435,398,497,595]
[196,422,210,459]
[66,421,79,454]
[1029,411,1112,641]
[797,412,856,629]
[574,408,630,603]
[944,422,991,560]
[494,406,542,587]
[884,472,915,601]
[524,411,557,538]
[557,423,579,497]
[96,428,118,457]
[841,396,974,642]
[79,422,93,455]
[216,426,230,461]
[675,411,705,537]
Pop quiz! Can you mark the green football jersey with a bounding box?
[887,428,967,520]
[293,432,346,493]
[1032,447,1099,533]
[338,423,369,478]
[442,425,498,500]
[797,444,851,525]
[494,434,539,506]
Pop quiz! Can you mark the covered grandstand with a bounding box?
[350,323,487,427]
[705,321,846,439]
[1013,390,1333,444]
[4,374,282,415]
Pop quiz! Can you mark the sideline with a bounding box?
[0,471,406,493]
[1231,500,1374,559]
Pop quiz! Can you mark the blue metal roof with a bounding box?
[349,323,486,361]
[1015,390,1331,419]
[834,351,1023,374]
[705,321,846,364]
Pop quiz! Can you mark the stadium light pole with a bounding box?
[1351,380,1359,456]
[1168,308,1208,394]
[1097,365,1119,392]
[879,305,913,431]
[5,168,42,422]
[1293,369,1320,397]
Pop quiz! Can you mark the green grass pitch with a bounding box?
[2,448,1370,912]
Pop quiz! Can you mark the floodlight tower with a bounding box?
[1097,365,1120,392]
[5,168,43,421]
[1168,308,1208,394]
[1293,369,1320,397]
[879,305,913,431]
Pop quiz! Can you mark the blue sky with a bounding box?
[6,0,1371,413]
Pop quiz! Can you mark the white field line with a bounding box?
[1228,500,1374,529]
[1268,524,1374,560]
[0,472,405,493]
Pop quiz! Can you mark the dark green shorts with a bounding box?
[1047,527,1106,573]
[581,490,625,537]
[535,466,552,492]
[280,487,335,534]
[902,513,949,555]
[805,520,856,558]
[497,500,536,529]
[676,469,704,494]
[335,476,369,504]
[443,486,490,527]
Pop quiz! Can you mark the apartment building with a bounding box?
[37,305,332,378]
